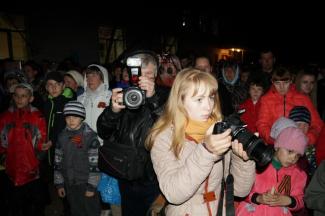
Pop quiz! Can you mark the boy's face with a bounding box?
[275,148,301,168]
[13,87,34,109]
[86,72,103,91]
[272,78,291,95]
[46,80,65,98]
[249,84,264,102]
[296,121,309,134]
[65,116,83,130]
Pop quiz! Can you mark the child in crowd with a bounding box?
[64,70,84,96]
[54,101,101,216]
[289,106,317,176]
[0,83,49,216]
[239,76,265,133]
[236,126,308,216]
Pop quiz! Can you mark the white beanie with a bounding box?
[65,70,84,87]
[270,117,297,139]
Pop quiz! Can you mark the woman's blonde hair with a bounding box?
[146,68,222,158]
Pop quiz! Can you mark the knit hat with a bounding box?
[289,106,311,125]
[274,127,308,155]
[270,117,297,139]
[12,82,34,96]
[63,101,86,120]
[45,71,64,83]
[65,70,84,87]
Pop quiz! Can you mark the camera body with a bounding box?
[123,57,146,109]
[213,111,274,167]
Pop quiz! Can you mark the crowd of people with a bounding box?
[0,49,324,216]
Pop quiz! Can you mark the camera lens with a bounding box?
[123,87,145,109]
[233,127,274,167]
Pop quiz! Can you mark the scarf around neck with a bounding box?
[185,118,215,143]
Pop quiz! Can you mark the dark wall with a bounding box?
[26,11,100,66]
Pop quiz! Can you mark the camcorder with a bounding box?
[123,57,146,109]
[212,110,274,167]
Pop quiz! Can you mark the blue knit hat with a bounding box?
[289,106,311,125]
[63,101,86,120]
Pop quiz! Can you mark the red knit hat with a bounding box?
[274,127,308,155]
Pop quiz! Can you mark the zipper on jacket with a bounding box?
[283,95,286,116]
[48,99,54,165]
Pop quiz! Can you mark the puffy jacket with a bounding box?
[151,126,256,215]
[0,106,47,186]
[257,84,323,145]
[236,163,307,215]
[239,98,261,133]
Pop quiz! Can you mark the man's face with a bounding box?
[195,58,212,73]
[260,52,275,73]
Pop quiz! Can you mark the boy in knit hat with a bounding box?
[54,100,101,216]
[236,127,308,216]
[289,106,317,175]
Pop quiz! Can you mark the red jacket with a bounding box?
[0,106,47,186]
[257,85,323,145]
[239,98,261,133]
[236,163,307,215]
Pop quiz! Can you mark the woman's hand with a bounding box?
[232,140,249,161]
[204,127,232,156]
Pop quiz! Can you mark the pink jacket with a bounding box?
[151,127,256,216]
[236,163,307,216]
[257,84,323,145]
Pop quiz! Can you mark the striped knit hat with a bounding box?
[289,106,311,125]
[63,101,86,120]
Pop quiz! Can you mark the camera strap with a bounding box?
[216,158,235,216]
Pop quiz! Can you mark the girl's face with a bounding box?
[275,148,301,167]
[249,84,264,102]
[183,85,215,121]
[299,74,315,95]
[65,116,83,130]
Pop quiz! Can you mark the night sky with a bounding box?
[3,5,324,65]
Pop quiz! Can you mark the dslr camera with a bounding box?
[213,110,274,167]
[123,57,146,109]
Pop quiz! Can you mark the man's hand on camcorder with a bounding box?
[111,88,125,113]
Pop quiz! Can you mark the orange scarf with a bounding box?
[185,118,215,143]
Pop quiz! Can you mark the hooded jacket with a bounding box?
[78,64,112,138]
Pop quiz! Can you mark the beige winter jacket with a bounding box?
[151,127,256,215]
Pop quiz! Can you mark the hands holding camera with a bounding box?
[203,124,249,160]
[111,74,156,113]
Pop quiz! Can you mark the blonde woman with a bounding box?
[146,68,256,215]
